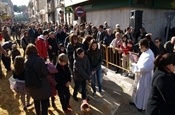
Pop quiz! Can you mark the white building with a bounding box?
[54,0,65,24]
[0,0,14,23]
[65,0,175,41]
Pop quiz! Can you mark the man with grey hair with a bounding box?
[164,36,175,53]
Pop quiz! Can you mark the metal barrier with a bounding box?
[101,44,107,63]
[101,44,131,72]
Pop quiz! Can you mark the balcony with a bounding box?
[55,0,64,8]
[47,1,54,12]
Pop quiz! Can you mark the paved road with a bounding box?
[102,67,145,115]
[0,65,145,115]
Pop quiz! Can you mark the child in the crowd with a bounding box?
[58,43,66,54]
[55,53,72,113]
[12,56,32,110]
[11,44,21,63]
[73,48,91,101]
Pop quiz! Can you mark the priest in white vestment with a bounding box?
[131,38,154,111]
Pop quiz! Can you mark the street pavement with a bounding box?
[0,64,145,115]
[99,66,145,115]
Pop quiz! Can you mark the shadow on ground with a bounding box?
[0,61,144,115]
[0,70,22,115]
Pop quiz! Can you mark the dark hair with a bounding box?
[76,48,84,55]
[83,35,93,44]
[25,44,38,56]
[37,27,43,34]
[24,30,28,36]
[43,30,49,35]
[154,37,161,42]
[154,53,175,68]
[89,39,98,50]
[122,34,129,40]
[69,34,78,45]
[139,38,149,48]
[126,27,130,31]
[145,34,152,41]
[14,56,24,75]
[99,25,103,29]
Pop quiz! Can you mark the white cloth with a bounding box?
[110,38,121,48]
[110,38,121,53]
[131,49,154,110]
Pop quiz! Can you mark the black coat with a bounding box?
[2,41,13,51]
[28,28,38,44]
[47,37,58,56]
[73,55,91,81]
[56,31,67,44]
[86,49,103,71]
[149,41,157,57]
[11,49,21,62]
[55,63,71,89]
[67,42,83,65]
[164,41,174,53]
[155,44,165,56]
[97,31,106,42]
[25,54,51,100]
[146,68,175,115]
[103,34,115,46]
[13,69,25,81]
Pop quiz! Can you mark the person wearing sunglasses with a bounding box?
[154,37,165,56]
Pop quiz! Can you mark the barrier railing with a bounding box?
[101,44,131,72]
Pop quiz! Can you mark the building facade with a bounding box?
[0,0,14,23]
[65,0,175,40]
[28,0,38,22]
[38,0,47,23]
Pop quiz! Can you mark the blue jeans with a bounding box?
[91,67,103,93]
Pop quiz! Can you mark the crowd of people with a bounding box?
[0,21,175,115]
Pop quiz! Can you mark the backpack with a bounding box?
[46,62,58,74]
[25,59,42,89]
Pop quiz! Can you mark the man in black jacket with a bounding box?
[48,32,59,65]
[2,41,14,71]
[96,25,106,42]
[73,48,91,101]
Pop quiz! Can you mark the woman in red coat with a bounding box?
[35,31,49,60]
[120,34,133,76]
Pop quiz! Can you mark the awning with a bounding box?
[64,0,88,7]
